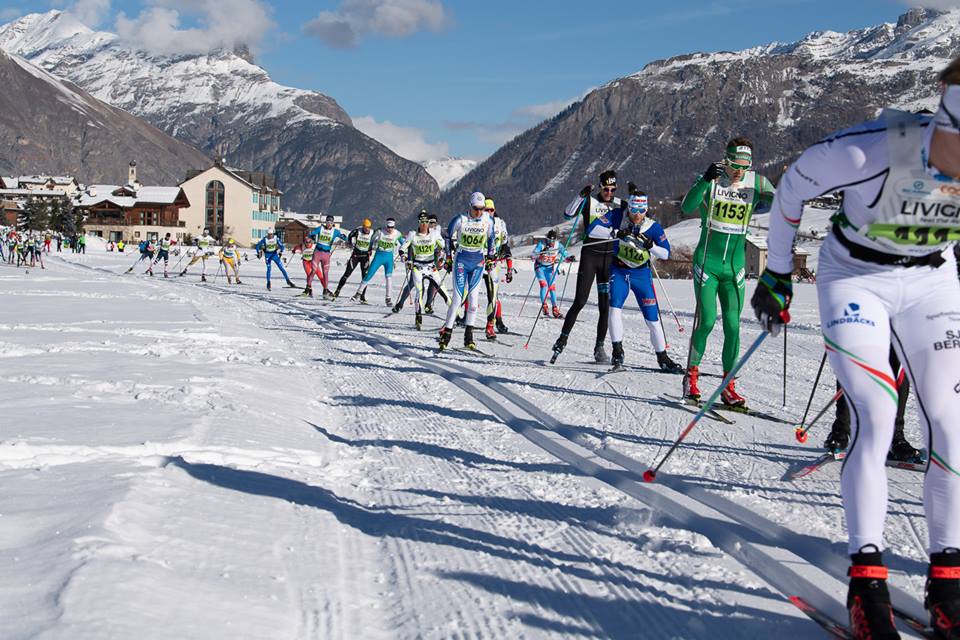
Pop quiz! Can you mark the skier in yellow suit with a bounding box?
[219,238,243,284]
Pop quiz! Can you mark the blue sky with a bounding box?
[4,1,934,161]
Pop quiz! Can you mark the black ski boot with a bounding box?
[438,327,452,350]
[495,318,509,334]
[415,311,423,331]
[823,424,850,454]
[926,549,960,639]
[594,339,609,364]
[267,281,272,291]
[611,342,625,370]
[201,274,207,282]
[888,435,923,463]
[333,286,342,299]
[424,304,433,315]
[464,326,477,350]
[302,285,313,298]
[286,279,297,288]
[657,351,684,374]
[392,303,401,314]
[550,333,568,364]
[847,546,900,640]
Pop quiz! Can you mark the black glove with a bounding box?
[580,185,592,198]
[256,250,262,260]
[627,181,639,196]
[444,257,453,271]
[485,260,495,273]
[637,233,654,250]
[506,269,513,283]
[703,162,725,182]
[616,228,629,239]
[751,268,793,333]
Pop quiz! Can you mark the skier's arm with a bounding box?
[754,175,776,214]
[485,219,496,260]
[766,129,887,273]
[347,228,358,248]
[647,222,670,261]
[334,229,348,244]
[680,177,712,216]
[308,227,321,239]
[254,238,265,253]
[446,217,461,254]
[563,195,589,220]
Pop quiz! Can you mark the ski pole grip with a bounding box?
[780,310,791,324]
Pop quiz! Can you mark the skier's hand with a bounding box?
[703,162,725,182]
[444,257,453,271]
[579,185,592,198]
[616,228,629,240]
[256,251,262,260]
[505,269,513,283]
[751,268,793,334]
[627,181,639,196]
[638,233,654,250]
[485,261,495,273]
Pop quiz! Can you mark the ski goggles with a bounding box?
[628,195,649,215]
[935,84,960,135]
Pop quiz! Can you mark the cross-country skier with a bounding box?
[551,170,627,364]
[609,192,683,373]
[392,210,450,314]
[483,198,513,339]
[354,218,403,305]
[531,229,567,318]
[219,238,242,284]
[751,57,960,639]
[255,230,295,291]
[423,213,448,314]
[398,211,445,329]
[291,236,319,297]
[333,219,375,300]
[438,192,496,350]
[127,238,155,275]
[179,229,216,281]
[308,215,348,299]
[153,232,175,277]
[680,138,776,406]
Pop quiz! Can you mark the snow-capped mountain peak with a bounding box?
[422,157,479,192]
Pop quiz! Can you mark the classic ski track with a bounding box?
[214,287,880,635]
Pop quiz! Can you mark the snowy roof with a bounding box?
[746,233,811,255]
[0,177,15,188]
[0,188,67,198]
[76,184,186,208]
[277,211,339,224]
[17,175,77,185]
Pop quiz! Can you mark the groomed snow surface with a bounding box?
[1,248,931,639]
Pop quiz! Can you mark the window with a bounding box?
[205,181,225,239]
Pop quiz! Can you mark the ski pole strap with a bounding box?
[848,565,888,579]
[931,567,960,579]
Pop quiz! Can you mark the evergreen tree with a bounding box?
[18,198,50,231]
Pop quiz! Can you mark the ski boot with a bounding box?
[333,286,342,299]
[552,305,564,319]
[683,366,701,401]
[611,342,625,370]
[541,302,551,317]
[302,285,313,298]
[926,548,960,639]
[360,291,368,304]
[179,268,188,277]
[164,272,169,278]
[351,291,361,301]
[657,351,684,374]
[392,303,402,314]
[550,334,568,364]
[823,424,850,454]
[226,276,233,284]
[495,318,509,334]
[888,435,923,463]
[267,281,272,291]
[415,311,423,331]
[385,297,392,307]
[424,304,433,315]
[464,326,477,350]
[454,314,465,328]
[147,270,154,277]
[847,546,900,639]
[323,289,334,300]
[438,327,452,350]
[201,274,207,282]
[594,339,609,364]
[721,373,746,407]
[485,320,497,341]
[236,278,243,285]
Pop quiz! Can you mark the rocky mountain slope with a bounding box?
[0,49,209,185]
[438,8,957,232]
[0,10,438,222]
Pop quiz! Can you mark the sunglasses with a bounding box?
[601,186,617,192]
[471,206,485,212]
[725,159,751,171]
[484,208,495,213]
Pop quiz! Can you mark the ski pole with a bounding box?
[559,261,573,304]
[125,254,143,273]
[651,262,684,333]
[782,324,788,410]
[797,351,828,433]
[644,318,786,482]
[517,270,537,318]
[213,261,223,283]
[524,221,579,350]
[795,388,844,444]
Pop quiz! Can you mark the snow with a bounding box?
[0,245,934,638]
[421,157,478,191]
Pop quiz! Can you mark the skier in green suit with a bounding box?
[680,137,776,406]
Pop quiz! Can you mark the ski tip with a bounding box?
[795,428,808,444]
[642,469,657,483]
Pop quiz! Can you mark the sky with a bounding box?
[1,0,949,163]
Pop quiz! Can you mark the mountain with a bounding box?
[0,10,438,223]
[0,48,209,185]
[422,157,478,191]
[437,8,958,232]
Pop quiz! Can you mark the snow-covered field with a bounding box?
[1,248,931,639]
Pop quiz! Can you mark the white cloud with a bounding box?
[115,0,273,56]
[67,0,111,27]
[304,0,448,49]
[354,116,450,163]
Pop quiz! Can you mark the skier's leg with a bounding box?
[559,250,599,335]
[595,251,613,343]
[717,267,746,373]
[383,260,394,301]
[275,254,291,281]
[443,259,468,330]
[336,255,357,292]
[464,263,485,327]
[688,264,720,368]
[635,268,667,353]
[608,269,629,344]
[318,251,332,291]
[820,280,897,555]
[266,254,274,284]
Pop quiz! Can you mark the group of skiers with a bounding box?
[2,229,47,268]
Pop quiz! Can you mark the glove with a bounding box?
[616,228,629,240]
[485,260,495,273]
[638,233,654,250]
[580,185,592,198]
[628,181,639,196]
[444,257,453,271]
[751,268,793,333]
[505,260,514,282]
[702,162,725,182]
[256,250,262,260]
